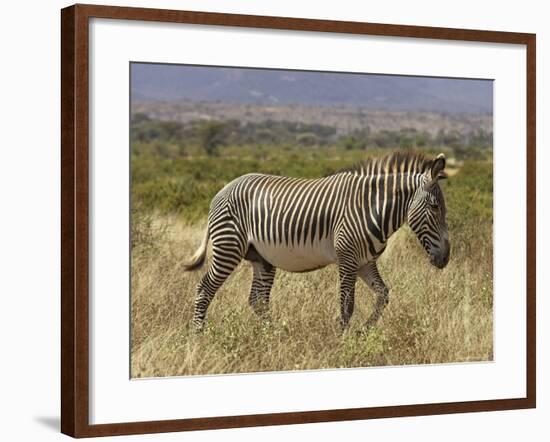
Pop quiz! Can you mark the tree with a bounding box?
[198,121,227,156]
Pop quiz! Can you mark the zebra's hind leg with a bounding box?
[245,245,276,318]
[248,261,276,319]
[192,236,244,331]
[358,261,389,329]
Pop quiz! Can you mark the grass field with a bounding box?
[130,140,493,378]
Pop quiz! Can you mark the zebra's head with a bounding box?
[408,153,450,269]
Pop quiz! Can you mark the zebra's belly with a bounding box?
[250,239,337,272]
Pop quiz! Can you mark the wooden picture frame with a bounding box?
[61,3,536,438]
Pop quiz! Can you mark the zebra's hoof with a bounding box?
[340,324,352,336]
[191,323,205,334]
[359,322,378,334]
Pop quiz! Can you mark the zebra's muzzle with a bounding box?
[430,238,450,269]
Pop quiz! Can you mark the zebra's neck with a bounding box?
[358,170,425,243]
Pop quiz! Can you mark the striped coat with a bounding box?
[185,151,450,330]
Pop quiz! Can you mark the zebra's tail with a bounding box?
[183,227,209,271]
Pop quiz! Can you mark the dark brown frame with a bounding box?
[61,3,536,438]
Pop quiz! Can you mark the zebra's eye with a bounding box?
[428,201,439,210]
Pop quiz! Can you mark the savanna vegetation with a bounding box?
[130,115,493,378]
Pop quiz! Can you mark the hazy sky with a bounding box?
[131,63,493,114]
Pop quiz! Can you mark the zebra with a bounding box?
[184,151,450,331]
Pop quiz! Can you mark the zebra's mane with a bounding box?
[333,150,433,177]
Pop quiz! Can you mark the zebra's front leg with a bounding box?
[338,266,358,331]
[249,261,276,319]
[358,261,389,329]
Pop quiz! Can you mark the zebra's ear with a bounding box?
[431,154,446,181]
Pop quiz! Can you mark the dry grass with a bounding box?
[130,216,493,378]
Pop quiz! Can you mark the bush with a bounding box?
[198,121,228,156]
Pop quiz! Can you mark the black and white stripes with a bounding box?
[185,151,450,331]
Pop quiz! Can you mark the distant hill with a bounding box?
[132,100,492,138]
[131,63,493,114]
